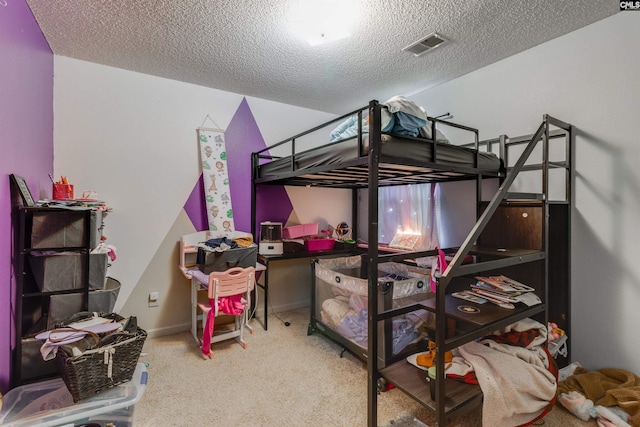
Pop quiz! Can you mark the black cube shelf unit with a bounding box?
[11,205,105,387]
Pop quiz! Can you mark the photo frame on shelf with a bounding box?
[10,174,36,207]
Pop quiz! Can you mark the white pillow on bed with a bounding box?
[419,121,450,144]
[385,96,450,143]
[384,95,427,119]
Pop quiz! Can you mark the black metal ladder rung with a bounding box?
[504,192,545,201]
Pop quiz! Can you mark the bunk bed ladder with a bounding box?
[441,116,561,284]
[430,115,572,427]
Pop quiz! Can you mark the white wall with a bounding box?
[52,57,340,335]
[411,12,640,373]
[51,12,640,374]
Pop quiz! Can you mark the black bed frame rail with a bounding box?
[251,100,489,186]
[251,100,492,243]
[367,114,573,427]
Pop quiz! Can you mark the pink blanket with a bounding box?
[201,295,245,357]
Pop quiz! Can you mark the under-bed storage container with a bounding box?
[310,255,433,364]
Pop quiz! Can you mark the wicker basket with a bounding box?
[53,313,147,402]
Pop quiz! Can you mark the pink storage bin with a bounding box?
[306,238,335,252]
[283,223,319,239]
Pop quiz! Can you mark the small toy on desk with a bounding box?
[335,221,352,241]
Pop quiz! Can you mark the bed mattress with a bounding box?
[258,134,501,178]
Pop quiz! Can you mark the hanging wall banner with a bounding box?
[197,128,235,235]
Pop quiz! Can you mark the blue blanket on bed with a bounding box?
[329,111,427,143]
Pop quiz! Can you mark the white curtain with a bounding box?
[377,183,439,251]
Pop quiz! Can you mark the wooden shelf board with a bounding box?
[380,360,482,415]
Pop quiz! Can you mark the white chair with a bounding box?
[197,266,255,359]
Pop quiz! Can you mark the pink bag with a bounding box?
[430,247,448,292]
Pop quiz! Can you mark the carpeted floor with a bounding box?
[133,308,596,426]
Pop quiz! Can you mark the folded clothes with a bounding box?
[36,319,121,361]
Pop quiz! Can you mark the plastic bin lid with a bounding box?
[0,363,147,427]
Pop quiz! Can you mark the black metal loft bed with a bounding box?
[251,99,573,427]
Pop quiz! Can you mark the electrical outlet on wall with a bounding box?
[149,291,159,307]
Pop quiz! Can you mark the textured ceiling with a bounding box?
[26,0,618,114]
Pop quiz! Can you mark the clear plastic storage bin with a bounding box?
[0,363,147,427]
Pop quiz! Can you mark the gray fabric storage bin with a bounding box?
[29,252,108,292]
[88,277,121,313]
[20,338,58,382]
[31,210,102,249]
[47,293,84,330]
[29,252,85,292]
[198,243,257,274]
[88,252,109,290]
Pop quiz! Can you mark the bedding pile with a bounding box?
[329,96,449,143]
[443,318,558,426]
[558,366,640,426]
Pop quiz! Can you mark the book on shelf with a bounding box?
[474,275,535,293]
[451,275,541,308]
[466,290,515,309]
[469,288,520,303]
[452,291,488,304]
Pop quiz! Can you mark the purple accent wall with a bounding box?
[184,98,294,238]
[0,0,54,392]
[225,98,293,234]
[184,175,209,231]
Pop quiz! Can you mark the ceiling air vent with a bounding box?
[402,33,448,57]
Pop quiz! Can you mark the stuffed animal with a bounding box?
[548,322,565,341]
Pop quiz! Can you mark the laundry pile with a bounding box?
[408,318,557,427]
[558,366,640,426]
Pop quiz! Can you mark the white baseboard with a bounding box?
[252,299,309,318]
[145,323,191,339]
[144,300,310,338]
